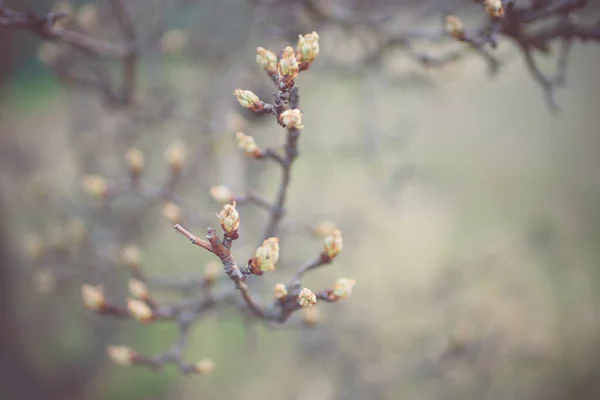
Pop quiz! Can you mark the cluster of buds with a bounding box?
[322,229,343,261]
[233,89,265,112]
[256,46,278,75]
[296,31,320,66]
[216,201,240,235]
[249,237,279,275]
[125,147,144,178]
[277,46,299,84]
[279,109,303,129]
[297,288,317,307]
[236,132,263,158]
[446,16,466,41]
[210,185,234,204]
[483,0,505,18]
[165,141,187,175]
[327,278,356,301]
[82,174,108,198]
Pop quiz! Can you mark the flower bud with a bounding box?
[216,201,240,233]
[194,358,215,375]
[446,16,465,40]
[81,284,105,311]
[165,141,187,173]
[323,229,343,259]
[297,31,320,64]
[273,283,288,299]
[251,237,279,273]
[120,245,141,268]
[127,298,153,322]
[162,201,183,224]
[277,46,299,80]
[210,185,234,204]
[233,89,260,109]
[298,288,317,307]
[484,0,504,18]
[107,345,135,366]
[160,29,188,54]
[128,279,150,301]
[235,132,261,157]
[332,278,356,299]
[256,46,278,74]
[279,108,303,129]
[125,147,145,176]
[82,175,108,198]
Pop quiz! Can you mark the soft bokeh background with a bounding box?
[2,1,600,399]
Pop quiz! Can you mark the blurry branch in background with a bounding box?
[253,0,599,113]
[445,0,600,113]
[0,0,138,107]
[75,32,356,375]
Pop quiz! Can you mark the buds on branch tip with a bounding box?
[250,237,280,274]
[81,284,105,311]
[297,31,320,65]
[256,46,278,75]
[216,201,240,234]
[129,279,150,301]
[278,46,299,81]
[82,175,108,198]
[279,108,304,129]
[108,345,136,366]
[165,141,187,173]
[194,358,215,375]
[210,185,234,204]
[273,283,288,299]
[236,132,263,158]
[233,89,262,112]
[127,298,154,323]
[484,0,505,18]
[125,147,144,177]
[323,229,343,260]
[298,288,317,307]
[332,278,356,299]
[446,16,466,41]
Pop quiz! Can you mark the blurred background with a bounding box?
[2,0,600,399]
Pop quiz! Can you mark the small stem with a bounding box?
[174,224,214,253]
